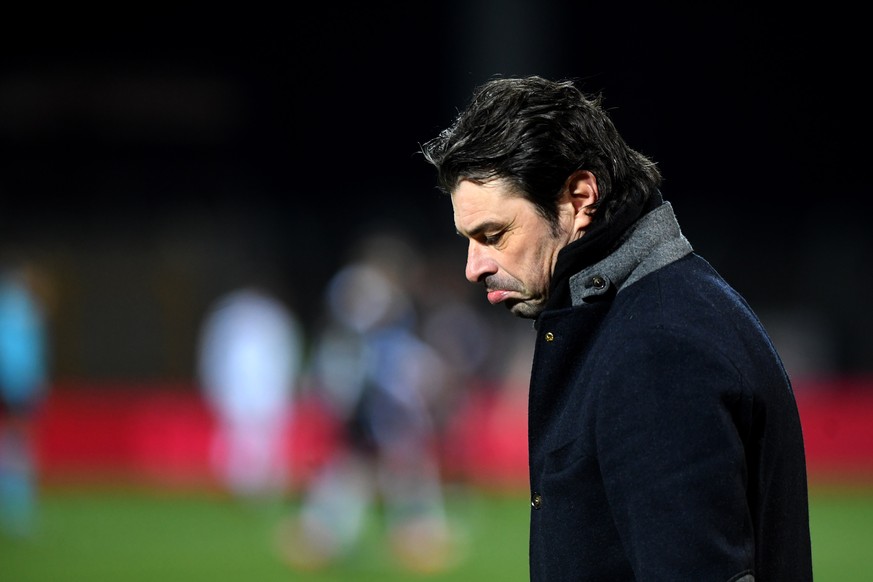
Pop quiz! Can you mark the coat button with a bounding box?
[544,332,554,342]
[531,492,543,509]
[590,276,606,289]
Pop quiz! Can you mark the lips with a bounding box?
[487,290,511,304]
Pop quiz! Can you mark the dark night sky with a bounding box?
[1,3,870,378]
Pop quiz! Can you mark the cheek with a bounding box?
[518,244,553,289]
[536,236,564,283]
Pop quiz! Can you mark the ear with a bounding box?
[566,170,599,236]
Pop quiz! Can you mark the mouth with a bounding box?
[487,289,511,304]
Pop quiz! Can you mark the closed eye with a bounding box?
[459,220,510,247]
[483,232,503,245]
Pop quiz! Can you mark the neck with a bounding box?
[544,190,664,311]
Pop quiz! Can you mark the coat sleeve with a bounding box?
[593,324,756,581]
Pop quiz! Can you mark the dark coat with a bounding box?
[528,205,812,581]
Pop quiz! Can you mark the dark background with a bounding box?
[1,2,869,382]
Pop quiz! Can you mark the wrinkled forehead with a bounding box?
[452,177,513,212]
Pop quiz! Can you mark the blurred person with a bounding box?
[416,244,495,425]
[421,76,813,580]
[197,285,304,501]
[0,260,50,538]
[276,247,459,573]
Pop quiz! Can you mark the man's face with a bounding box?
[451,178,576,319]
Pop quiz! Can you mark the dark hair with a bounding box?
[421,75,662,231]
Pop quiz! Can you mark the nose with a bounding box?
[465,240,497,283]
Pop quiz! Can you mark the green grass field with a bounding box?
[1,483,871,581]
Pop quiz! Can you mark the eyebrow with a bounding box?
[457,220,504,240]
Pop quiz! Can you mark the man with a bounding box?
[421,76,812,581]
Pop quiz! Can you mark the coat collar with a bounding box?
[568,203,693,305]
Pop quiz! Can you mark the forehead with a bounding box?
[452,179,527,229]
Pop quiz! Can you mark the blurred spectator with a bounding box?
[196,285,304,501]
[416,244,494,420]
[276,235,460,573]
[0,259,51,538]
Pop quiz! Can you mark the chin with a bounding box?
[508,300,543,319]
